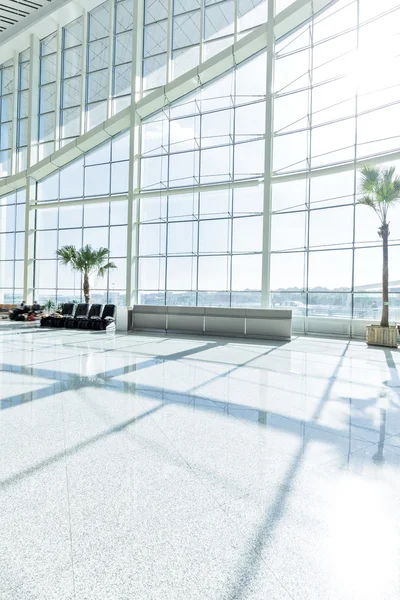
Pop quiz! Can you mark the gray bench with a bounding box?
[131,305,292,341]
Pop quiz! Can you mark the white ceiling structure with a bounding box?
[0,0,53,33]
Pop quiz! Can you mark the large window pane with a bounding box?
[199,219,230,254]
[231,254,261,291]
[167,221,197,254]
[139,257,166,290]
[308,250,352,291]
[271,212,307,251]
[270,253,306,291]
[139,223,166,255]
[85,164,111,196]
[167,256,197,290]
[309,206,354,249]
[198,256,230,291]
[232,216,263,252]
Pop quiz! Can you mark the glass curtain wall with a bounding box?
[17,50,30,172]
[60,17,83,145]
[138,53,266,306]
[0,189,26,303]
[39,32,58,160]
[34,131,129,305]
[1,0,400,324]
[113,0,134,113]
[87,2,110,131]
[271,0,400,321]
[0,59,13,178]
[142,0,287,91]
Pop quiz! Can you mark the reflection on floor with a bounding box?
[1,327,400,599]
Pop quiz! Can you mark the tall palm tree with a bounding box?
[358,165,400,328]
[56,245,116,304]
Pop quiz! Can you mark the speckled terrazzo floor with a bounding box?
[1,326,400,599]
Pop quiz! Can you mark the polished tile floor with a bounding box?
[1,323,400,599]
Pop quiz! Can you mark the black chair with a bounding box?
[64,303,89,329]
[92,304,116,330]
[77,304,103,330]
[41,303,73,327]
[53,303,76,328]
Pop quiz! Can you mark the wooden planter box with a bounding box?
[366,325,398,348]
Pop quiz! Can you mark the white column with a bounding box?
[10,51,18,176]
[107,0,115,119]
[200,0,205,64]
[126,0,144,307]
[167,0,173,82]
[23,177,36,303]
[261,0,275,308]
[0,194,7,298]
[54,24,62,151]
[80,9,88,135]
[27,34,40,168]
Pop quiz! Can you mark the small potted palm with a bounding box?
[43,299,57,315]
[358,165,400,347]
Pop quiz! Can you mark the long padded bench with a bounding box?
[131,305,292,341]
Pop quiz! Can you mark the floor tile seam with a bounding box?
[2,349,394,389]
[117,353,397,388]
[16,352,105,371]
[304,439,383,477]
[129,385,382,446]
[171,388,376,446]
[12,340,142,371]
[297,419,384,445]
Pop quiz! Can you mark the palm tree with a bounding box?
[358,165,400,328]
[56,245,116,304]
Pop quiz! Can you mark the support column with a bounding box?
[54,24,62,151]
[107,0,115,119]
[261,0,275,308]
[126,0,144,307]
[23,177,36,303]
[27,34,40,168]
[10,51,18,176]
[167,0,173,83]
[24,34,40,303]
[80,9,88,135]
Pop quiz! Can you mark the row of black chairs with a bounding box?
[41,303,116,330]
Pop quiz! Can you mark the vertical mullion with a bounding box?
[260,0,275,308]
[200,0,205,63]
[305,20,313,322]
[10,52,18,176]
[23,177,36,303]
[80,10,88,136]
[234,0,238,44]
[54,24,62,151]
[127,0,144,307]
[107,0,115,119]
[27,34,40,168]
[229,85,236,306]
[350,0,360,333]
[167,0,174,83]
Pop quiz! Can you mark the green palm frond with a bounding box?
[358,195,378,210]
[56,245,115,278]
[358,165,381,194]
[97,261,117,278]
[56,245,78,267]
[357,164,400,226]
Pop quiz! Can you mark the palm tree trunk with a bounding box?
[83,272,90,304]
[381,225,389,328]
